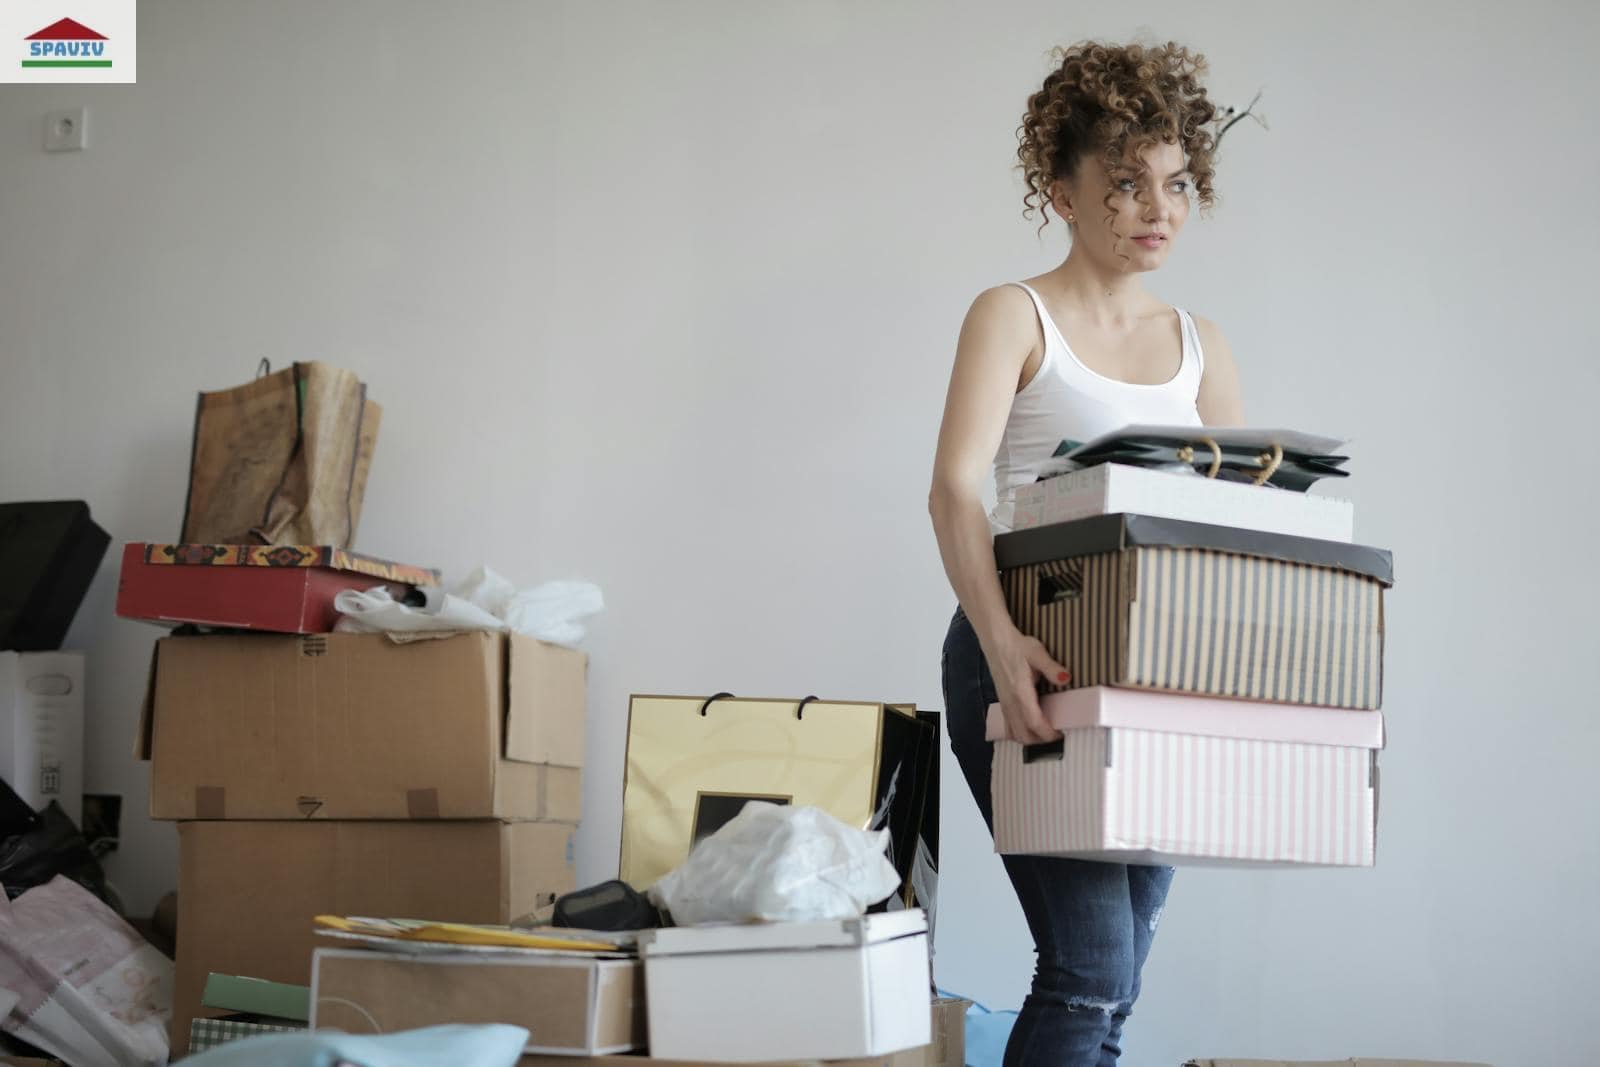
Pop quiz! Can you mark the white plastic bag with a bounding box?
[334,566,604,648]
[648,803,901,925]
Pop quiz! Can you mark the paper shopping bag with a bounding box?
[619,695,934,897]
[180,361,380,549]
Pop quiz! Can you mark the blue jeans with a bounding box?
[941,607,1174,1067]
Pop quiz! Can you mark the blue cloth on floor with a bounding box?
[179,1023,529,1067]
[938,987,1018,1067]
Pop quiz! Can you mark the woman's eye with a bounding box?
[1170,181,1190,194]
[1116,179,1138,192]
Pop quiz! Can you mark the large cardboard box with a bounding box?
[995,514,1393,709]
[988,688,1384,867]
[116,542,437,635]
[0,651,84,825]
[1009,463,1355,541]
[171,819,576,1057]
[138,630,585,820]
[637,911,931,1062]
[311,948,643,1054]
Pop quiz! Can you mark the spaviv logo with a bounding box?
[23,17,109,69]
[4,4,135,84]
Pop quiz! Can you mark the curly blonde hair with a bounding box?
[1017,41,1218,235]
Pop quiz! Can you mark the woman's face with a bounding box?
[1052,139,1193,272]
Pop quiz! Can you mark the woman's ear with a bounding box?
[1049,178,1075,224]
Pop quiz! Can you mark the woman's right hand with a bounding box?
[982,625,1071,744]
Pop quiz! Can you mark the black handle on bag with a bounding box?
[697,692,735,716]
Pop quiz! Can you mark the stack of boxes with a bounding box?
[134,618,588,1054]
[987,460,1392,867]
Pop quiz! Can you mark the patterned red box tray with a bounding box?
[116,543,440,634]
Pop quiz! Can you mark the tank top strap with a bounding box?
[1008,282,1059,378]
[1175,307,1206,382]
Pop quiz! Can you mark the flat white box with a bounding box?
[637,911,931,1063]
[987,688,1383,867]
[0,651,84,824]
[1009,463,1354,542]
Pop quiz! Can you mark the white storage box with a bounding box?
[637,910,931,1062]
[0,651,84,824]
[988,688,1383,867]
[1009,462,1354,541]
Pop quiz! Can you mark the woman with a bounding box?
[928,41,1246,1067]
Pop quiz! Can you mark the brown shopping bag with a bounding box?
[179,361,380,549]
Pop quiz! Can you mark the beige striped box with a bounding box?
[995,514,1393,710]
[987,688,1383,867]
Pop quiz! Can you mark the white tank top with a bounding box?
[990,282,1205,532]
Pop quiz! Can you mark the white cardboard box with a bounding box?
[637,911,931,1063]
[0,651,84,825]
[1009,463,1354,541]
[988,688,1383,867]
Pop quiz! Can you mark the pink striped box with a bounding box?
[986,688,1383,867]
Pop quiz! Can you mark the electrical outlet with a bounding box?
[44,107,87,152]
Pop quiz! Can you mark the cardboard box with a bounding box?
[637,911,931,1062]
[311,948,643,1054]
[138,630,585,820]
[0,500,110,652]
[1009,463,1355,541]
[621,696,933,893]
[115,542,439,634]
[171,819,576,1057]
[1185,1061,1494,1066]
[989,688,1383,866]
[927,996,968,1067]
[0,651,84,825]
[995,514,1393,709]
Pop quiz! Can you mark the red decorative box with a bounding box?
[116,543,440,634]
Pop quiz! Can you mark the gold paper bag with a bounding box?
[619,694,932,892]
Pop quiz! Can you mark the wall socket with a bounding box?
[44,107,87,152]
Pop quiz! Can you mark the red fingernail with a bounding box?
[1057,672,1070,682]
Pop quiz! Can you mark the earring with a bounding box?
[1066,213,1075,223]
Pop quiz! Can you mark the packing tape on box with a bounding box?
[195,786,225,819]
[406,788,440,818]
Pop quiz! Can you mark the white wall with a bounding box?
[2,3,1595,1064]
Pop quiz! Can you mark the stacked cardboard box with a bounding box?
[988,463,1393,867]
[137,628,587,1055]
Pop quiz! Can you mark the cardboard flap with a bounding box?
[505,636,587,765]
[134,642,159,761]
[986,687,1385,749]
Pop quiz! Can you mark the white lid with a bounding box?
[637,909,927,958]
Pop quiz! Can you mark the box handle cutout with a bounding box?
[1023,740,1065,764]
[1038,571,1082,605]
